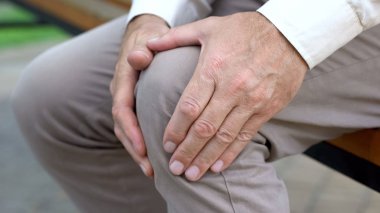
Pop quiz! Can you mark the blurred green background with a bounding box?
[0,1,77,213]
[0,1,68,49]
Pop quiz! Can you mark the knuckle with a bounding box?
[111,105,123,118]
[206,56,225,78]
[252,83,275,103]
[223,150,236,162]
[196,155,213,167]
[114,62,122,72]
[199,56,225,83]
[261,90,273,102]
[165,127,184,142]
[215,129,235,145]
[200,69,217,83]
[114,62,129,77]
[114,127,123,140]
[228,74,251,94]
[271,99,283,111]
[176,148,195,161]
[246,91,269,107]
[209,56,225,72]
[179,97,201,118]
[193,119,217,138]
[236,131,254,141]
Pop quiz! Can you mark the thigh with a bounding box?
[262,25,380,160]
[12,16,166,213]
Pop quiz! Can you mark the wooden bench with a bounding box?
[9,0,380,192]
[10,0,130,34]
[331,129,380,167]
[307,129,380,192]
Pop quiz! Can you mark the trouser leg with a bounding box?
[134,18,380,213]
[136,47,289,213]
[262,25,380,160]
[11,16,166,213]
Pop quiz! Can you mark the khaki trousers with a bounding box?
[11,0,380,212]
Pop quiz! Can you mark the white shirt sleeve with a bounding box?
[127,0,215,27]
[258,0,380,68]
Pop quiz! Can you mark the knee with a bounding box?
[135,46,201,176]
[11,48,78,134]
[12,54,51,120]
[136,46,201,112]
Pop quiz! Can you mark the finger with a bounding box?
[113,105,145,155]
[147,21,205,51]
[211,139,250,173]
[127,51,152,71]
[127,39,154,70]
[167,92,236,176]
[211,117,265,173]
[114,126,154,177]
[114,126,145,164]
[112,64,146,156]
[162,63,216,153]
[183,107,253,181]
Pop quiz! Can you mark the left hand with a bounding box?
[148,12,308,181]
[111,14,169,177]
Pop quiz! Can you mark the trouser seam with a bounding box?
[220,171,236,213]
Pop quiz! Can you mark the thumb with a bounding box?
[128,27,170,70]
[147,22,203,51]
[127,47,153,71]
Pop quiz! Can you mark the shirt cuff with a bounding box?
[257,0,364,68]
[127,0,212,27]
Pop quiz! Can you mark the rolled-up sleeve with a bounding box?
[127,0,215,27]
[258,0,380,68]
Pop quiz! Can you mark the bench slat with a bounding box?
[329,129,380,166]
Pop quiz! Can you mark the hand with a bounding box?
[148,12,308,181]
[111,14,169,177]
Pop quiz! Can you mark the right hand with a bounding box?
[110,14,169,177]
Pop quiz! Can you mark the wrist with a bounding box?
[128,14,168,30]
[252,12,308,71]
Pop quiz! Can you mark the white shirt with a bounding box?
[127,0,380,69]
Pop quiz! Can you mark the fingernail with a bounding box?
[185,166,200,181]
[169,160,184,175]
[164,141,176,153]
[211,160,224,173]
[148,37,159,43]
[135,50,149,60]
[139,164,147,176]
